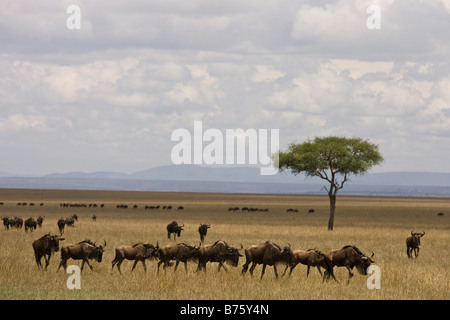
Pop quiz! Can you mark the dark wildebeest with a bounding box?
[57,218,66,235]
[157,243,198,274]
[57,240,106,272]
[92,214,97,221]
[406,231,425,258]
[9,216,23,229]
[282,249,335,279]
[24,217,37,232]
[241,241,294,279]
[324,245,374,284]
[32,233,65,270]
[198,224,210,243]
[111,243,159,274]
[36,216,44,228]
[2,217,10,230]
[196,240,243,272]
[166,221,184,240]
[437,212,444,216]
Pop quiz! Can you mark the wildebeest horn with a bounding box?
[411,230,414,236]
[370,252,374,258]
[103,240,107,247]
[239,244,243,250]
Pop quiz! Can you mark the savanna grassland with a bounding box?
[0,188,448,300]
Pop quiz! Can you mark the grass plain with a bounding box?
[0,188,448,300]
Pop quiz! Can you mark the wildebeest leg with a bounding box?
[260,264,267,279]
[272,264,279,279]
[157,260,163,274]
[249,262,257,276]
[218,262,228,272]
[44,254,51,271]
[82,259,93,271]
[241,261,249,275]
[414,247,419,258]
[174,260,180,271]
[141,260,147,272]
[131,260,139,272]
[316,266,323,277]
[407,247,411,258]
[116,260,124,274]
[345,266,354,284]
[57,258,66,272]
[35,253,43,269]
[184,261,188,274]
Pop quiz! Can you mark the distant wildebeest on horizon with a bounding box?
[282,248,334,279]
[241,241,294,279]
[437,212,444,216]
[406,231,425,258]
[198,224,210,243]
[111,243,159,274]
[58,240,107,272]
[166,220,184,240]
[32,233,65,270]
[196,240,243,272]
[324,245,374,284]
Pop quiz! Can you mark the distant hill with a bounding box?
[0,166,449,197]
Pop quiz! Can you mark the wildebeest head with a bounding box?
[50,234,65,252]
[357,251,375,275]
[411,231,425,243]
[281,244,295,267]
[226,244,243,267]
[90,240,107,262]
[175,224,184,237]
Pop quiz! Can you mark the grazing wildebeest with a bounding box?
[57,218,66,234]
[36,216,44,228]
[178,206,184,211]
[32,233,65,270]
[58,240,106,272]
[157,243,199,274]
[437,212,444,216]
[241,241,294,279]
[282,249,334,279]
[324,245,374,284]
[308,208,315,214]
[198,224,210,243]
[24,217,37,232]
[196,240,243,272]
[166,221,184,240]
[406,231,425,258]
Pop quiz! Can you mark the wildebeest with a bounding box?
[406,231,425,258]
[196,240,243,272]
[198,224,210,243]
[111,243,159,274]
[157,243,199,274]
[437,212,444,216]
[24,217,37,232]
[324,245,374,283]
[57,240,106,272]
[36,216,44,228]
[166,221,184,240]
[57,218,66,234]
[241,241,294,279]
[282,249,334,279]
[2,217,11,230]
[32,233,65,270]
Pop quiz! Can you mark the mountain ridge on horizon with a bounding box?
[2,165,450,187]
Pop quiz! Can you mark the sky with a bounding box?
[0,0,449,176]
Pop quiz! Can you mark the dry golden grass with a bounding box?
[0,188,448,300]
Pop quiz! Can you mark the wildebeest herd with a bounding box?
[2,202,432,285]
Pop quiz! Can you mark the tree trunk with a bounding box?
[328,194,336,231]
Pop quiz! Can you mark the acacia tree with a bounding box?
[277,136,383,230]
